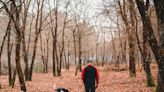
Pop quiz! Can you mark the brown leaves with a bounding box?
[1,66,156,92]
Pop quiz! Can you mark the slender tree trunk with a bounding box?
[1,0,26,91]
[116,14,126,65]
[22,29,30,80]
[64,50,70,70]
[102,33,106,66]
[66,41,70,70]
[95,37,99,66]
[78,36,82,72]
[11,68,16,88]
[15,26,26,92]
[45,35,49,73]
[128,0,136,77]
[7,20,13,86]
[22,26,30,80]
[52,40,56,76]
[29,34,39,80]
[143,49,155,86]
[75,35,82,76]
[28,0,44,80]
[67,52,70,70]
[22,33,30,81]
[118,0,135,73]
[21,0,31,81]
[52,0,59,76]
[39,34,46,73]
[64,51,67,69]
[15,5,27,89]
[153,0,164,91]
[0,19,11,88]
[128,34,136,77]
[135,15,155,86]
[73,30,77,65]
[136,0,164,91]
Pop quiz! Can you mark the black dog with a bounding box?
[55,88,69,92]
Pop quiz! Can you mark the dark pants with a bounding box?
[84,83,95,92]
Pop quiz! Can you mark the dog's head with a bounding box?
[55,88,69,92]
[54,84,69,92]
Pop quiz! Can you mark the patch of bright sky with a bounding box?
[29,0,117,41]
[29,0,115,27]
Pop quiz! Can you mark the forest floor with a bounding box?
[1,63,158,92]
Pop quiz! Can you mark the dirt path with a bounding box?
[0,65,157,92]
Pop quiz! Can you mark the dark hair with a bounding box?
[87,60,92,63]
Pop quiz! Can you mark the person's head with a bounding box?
[87,60,93,66]
[87,60,92,63]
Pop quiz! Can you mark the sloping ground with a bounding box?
[1,64,157,92]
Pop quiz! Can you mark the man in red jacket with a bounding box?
[81,61,99,92]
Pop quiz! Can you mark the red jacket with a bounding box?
[81,63,99,85]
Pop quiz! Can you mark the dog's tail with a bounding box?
[53,84,56,90]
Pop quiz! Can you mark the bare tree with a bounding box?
[28,0,45,80]
[118,0,136,77]
[135,0,164,91]
[38,31,49,73]
[21,0,31,81]
[134,0,155,86]
[0,15,11,88]
[0,0,26,91]
[58,0,69,76]
[95,31,100,65]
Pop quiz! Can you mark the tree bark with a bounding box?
[15,16,26,92]
[7,19,13,86]
[128,0,136,77]
[118,0,136,77]
[135,15,155,86]
[153,0,164,91]
[28,0,44,80]
[136,0,164,91]
[0,19,11,88]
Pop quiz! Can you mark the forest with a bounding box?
[0,0,164,92]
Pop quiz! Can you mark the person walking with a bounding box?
[81,61,99,92]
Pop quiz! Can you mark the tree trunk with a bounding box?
[96,39,99,65]
[73,30,77,65]
[52,40,56,76]
[39,34,46,73]
[45,35,49,73]
[22,30,30,81]
[66,41,70,70]
[153,0,164,91]
[0,19,11,88]
[7,20,13,86]
[67,52,70,70]
[22,23,30,80]
[102,33,106,66]
[1,0,26,91]
[11,68,16,88]
[118,0,136,75]
[136,0,164,91]
[135,15,155,86]
[128,0,136,77]
[29,34,39,80]
[143,52,155,86]
[78,36,82,72]
[75,35,82,76]
[15,28,26,92]
[128,34,136,77]
[28,0,44,80]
